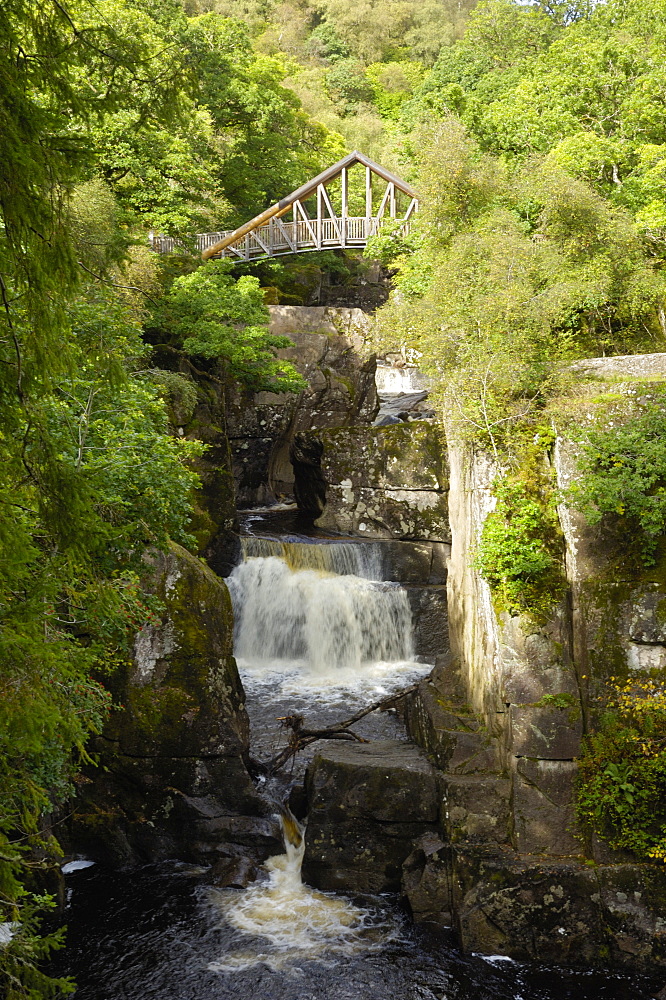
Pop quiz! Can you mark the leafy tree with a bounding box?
[152,260,308,392]
[372,119,666,450]
[312,0,476,66]
[0,3,208,995]
[568,397,666,566]
[578,676,666,861]
[325,58,375,113]
[406,0,666,254]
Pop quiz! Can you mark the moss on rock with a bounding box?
[70,542,275,867]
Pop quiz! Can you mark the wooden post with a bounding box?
[317,184,323,249]
[389,182,396,219]
[341,166,348,247]
[365,166,372,236]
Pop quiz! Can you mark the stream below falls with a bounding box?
[58,510,662,999]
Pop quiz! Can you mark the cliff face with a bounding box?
[402,355,666,968]
[226,305,378,507]
[315,422,449,541]
[302,347,666,968]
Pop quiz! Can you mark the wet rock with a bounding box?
[209,855,259,888]
[405,586,449,663]
[453,847,605,964]
[70,542,271,867]
[291,433,326,514]
[374,539,449,585]
[453,847,666,969]
[303,740,441,893]
[442,775,512,845]
[373,390,429,424]
[404,673,501,774]
[402,833,452,926]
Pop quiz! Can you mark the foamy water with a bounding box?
[227,546,418,680]
[214,536,427,969]
[208,817,400,972]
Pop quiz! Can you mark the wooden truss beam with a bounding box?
[201,151,417,260]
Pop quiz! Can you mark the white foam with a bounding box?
[227,557,414,676]
[474,954,518,965]
[208,818,400,972]
[0,923,18,946]
[239,657,430,706]
[61,859,96,873]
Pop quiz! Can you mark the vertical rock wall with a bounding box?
[225,306,378,506]
[69,543,279,867]
[401,355,666,968]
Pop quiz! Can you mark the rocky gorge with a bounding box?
[65,306,666,980]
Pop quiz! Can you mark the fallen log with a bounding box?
[256,681,420,775]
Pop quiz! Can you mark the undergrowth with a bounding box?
[577,677,666,862]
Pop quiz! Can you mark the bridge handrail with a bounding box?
[150,215,410,258]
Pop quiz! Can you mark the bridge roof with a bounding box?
[202,150,416,260]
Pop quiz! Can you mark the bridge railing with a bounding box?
[150,215,410,259]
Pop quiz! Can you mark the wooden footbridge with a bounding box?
[150,151,418,260]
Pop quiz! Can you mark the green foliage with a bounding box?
[0,3,219,991]
[577,677,666,861]
[365,61,425,120]
[311,0,476,66]
[474,475,564,621]
[325,59,375,114]
[569,398,666,566]
[535,692,577,710]
[405,0,666,259]
[153,260,307,392]
[307,22,350,61]
[374,119,666,451]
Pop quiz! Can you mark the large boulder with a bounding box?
[303,740,441,893]
[70,542,278,866]
[314,422,450,541]
[453,848,666,969]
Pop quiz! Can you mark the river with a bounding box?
[57,510,662,999]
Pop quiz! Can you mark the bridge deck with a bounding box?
[151,215,407,259]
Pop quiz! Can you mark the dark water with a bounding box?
[58,862,661,1000]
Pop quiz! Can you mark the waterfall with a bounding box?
[239,535,384,580]
[375,364,428,394]
[226,531,427,703]
[227,549,413,676]
[208,812,399,972]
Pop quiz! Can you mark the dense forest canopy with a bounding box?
[3,0,666,994]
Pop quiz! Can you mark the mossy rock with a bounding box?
[70,543,273,867]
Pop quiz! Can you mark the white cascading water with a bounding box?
[238,535,384,579]
[208,814,399,972]
[375,364,428,395]
[226,537,419,694]
[212,533,427,972]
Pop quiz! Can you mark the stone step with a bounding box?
[405,680,503,774]
[451,844,666,966]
